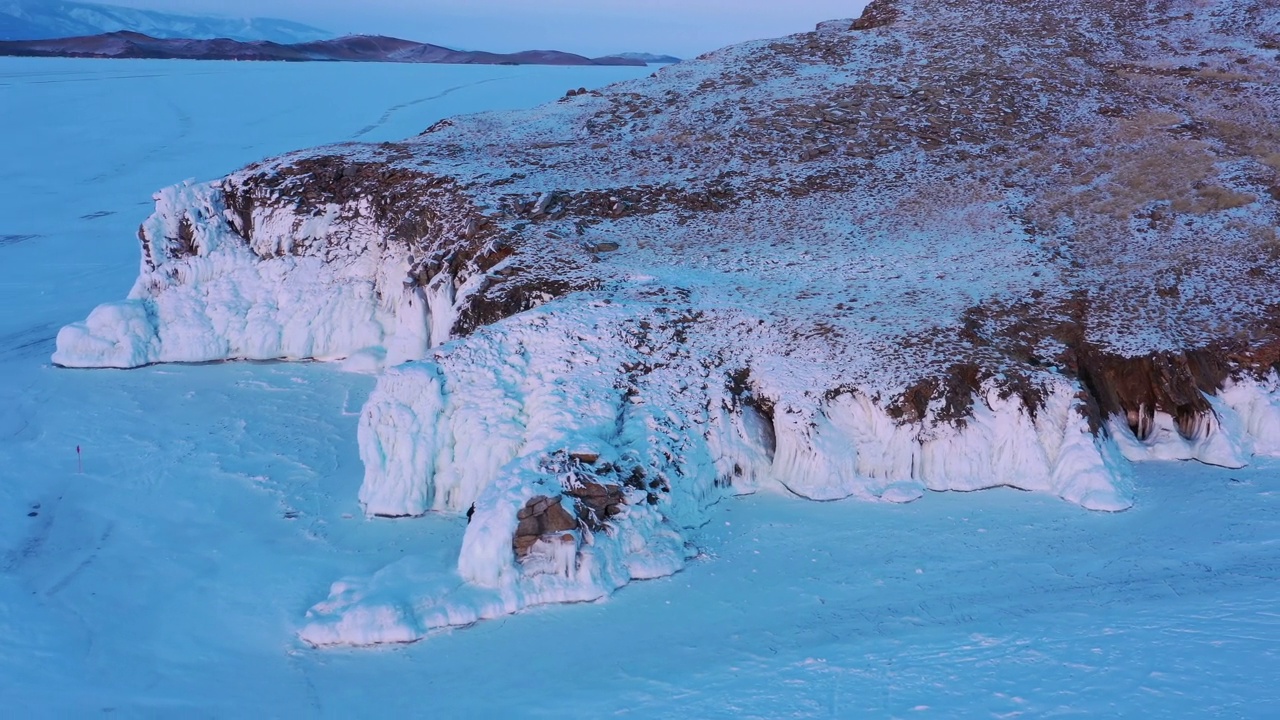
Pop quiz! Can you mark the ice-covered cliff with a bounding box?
[55,0,1280,645]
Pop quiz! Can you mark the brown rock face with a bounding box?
[1075,349,1231,440]
[218,152,495,272]
[513,495,580,559]
[511,478,632,560]
[852,0,901,30]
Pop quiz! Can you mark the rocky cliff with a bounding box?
[54,0,1280,645]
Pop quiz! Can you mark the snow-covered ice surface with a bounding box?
[3,56,1280,715]
[2,359,1278,716]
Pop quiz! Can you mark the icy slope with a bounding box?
[53,0,1280,644]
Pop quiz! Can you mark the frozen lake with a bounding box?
[1,58,1277,717]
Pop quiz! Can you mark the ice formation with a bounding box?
[52,0,1280,645]
[297,301,1280,644]
[53,181,447,370]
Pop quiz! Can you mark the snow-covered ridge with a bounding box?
[52,0,1280,645]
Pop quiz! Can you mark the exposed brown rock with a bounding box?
[852,0,900,30]
[512,494,580,560]
[454,275,595,336]
[169,216,197,259]
[217,153,495,273]
[565,481,626,530]
[1075,349,1224,440]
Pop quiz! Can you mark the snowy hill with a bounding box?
[612,51,681,64]
[53,0,1280,646]
[0,0,329,43]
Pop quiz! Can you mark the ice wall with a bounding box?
[1221,373,1280,456]
[52,181,450,369]
[51,178,1280,646]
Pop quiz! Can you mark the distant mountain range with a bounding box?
[0,1,681,66]
[0,0,330,44]
[0,31,660,66]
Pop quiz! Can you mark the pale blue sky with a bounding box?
[108,1,869,57]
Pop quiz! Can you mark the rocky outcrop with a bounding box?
[55,0,1280,644]
[852,0,900,29]
[514,495,577,554]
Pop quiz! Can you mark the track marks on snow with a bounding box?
[0,233,39,247]
[87,98,193,184]
[45,523,114,598]
[351,75,517,139]
[2,485,116,600]
[0,322,59,361]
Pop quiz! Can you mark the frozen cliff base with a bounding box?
[50,180,1280,646]
[290,300,1280,647]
